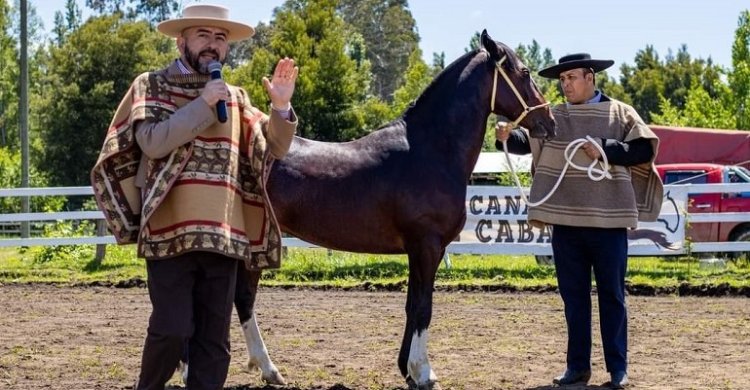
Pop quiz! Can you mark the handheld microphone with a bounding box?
[207,61,228,123]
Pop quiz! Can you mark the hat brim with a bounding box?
[538,59,614,79]
[157,18,255,42]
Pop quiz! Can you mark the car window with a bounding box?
[663,171,708,184]
[728,167,750,183]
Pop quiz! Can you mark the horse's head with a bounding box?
[480,30,556,139]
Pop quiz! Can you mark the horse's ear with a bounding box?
[480,29,504,62]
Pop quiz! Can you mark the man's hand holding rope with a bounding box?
[495,121,513,143]
[495,121,611,207]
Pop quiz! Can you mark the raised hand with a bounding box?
[263,57,298,111]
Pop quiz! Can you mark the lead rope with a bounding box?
[487,53,609,206]
[502,135,612,207]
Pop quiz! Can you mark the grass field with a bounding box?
[1,244,748,290]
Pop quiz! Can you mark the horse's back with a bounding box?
[267,123,412,252]
[273,123,409,178]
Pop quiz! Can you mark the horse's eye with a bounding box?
[522,68,531,77]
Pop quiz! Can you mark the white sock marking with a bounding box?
[407,329,437,386]
[242,312,278,376]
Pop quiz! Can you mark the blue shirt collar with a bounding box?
[587,90,602,104]
[567,90,602,106]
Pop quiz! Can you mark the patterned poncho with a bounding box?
[526,99,664,229]
[90,67,285,269]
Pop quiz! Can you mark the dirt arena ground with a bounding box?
[0,284,748,390]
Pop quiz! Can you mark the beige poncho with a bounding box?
[526,100,663,229]
[90,68,285,269]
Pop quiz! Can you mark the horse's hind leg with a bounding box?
[398,236,444,390]
[235,265,286,385]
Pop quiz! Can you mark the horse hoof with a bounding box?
[178,361,188,385]
[261,370,287,386]
[246,360,286,385]
[406,376,441,390]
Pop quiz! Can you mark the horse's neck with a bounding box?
[405,57,492,177]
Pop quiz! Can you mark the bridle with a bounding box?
[490,54,550,128]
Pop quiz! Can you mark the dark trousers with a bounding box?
[136,252,238,390]
[552,225,628,373]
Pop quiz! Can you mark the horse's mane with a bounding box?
[401,50,483,121]
[376,41,521,132]
[399,43,522,122]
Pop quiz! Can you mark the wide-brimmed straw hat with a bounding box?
[538,53,614,79]
[157,4,254,42]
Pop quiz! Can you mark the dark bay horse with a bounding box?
[233,30,556,389]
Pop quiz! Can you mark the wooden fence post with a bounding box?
[93,220,107,266]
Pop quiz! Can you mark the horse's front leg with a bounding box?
[234,265,286,385]
[398,236,444,390]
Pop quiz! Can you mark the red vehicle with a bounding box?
[651,126,750,170]
[655,163,750,250]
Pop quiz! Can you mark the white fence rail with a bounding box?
[1,184,749,256]
[656,183,750,254]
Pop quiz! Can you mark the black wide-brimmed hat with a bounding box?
[538,53,614,79]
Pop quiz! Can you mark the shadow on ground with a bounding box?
[157,383,616,390]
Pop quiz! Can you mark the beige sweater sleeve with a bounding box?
[134,97,216,159]
[264,107,297,159]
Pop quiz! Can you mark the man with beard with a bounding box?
[90,4,298,389]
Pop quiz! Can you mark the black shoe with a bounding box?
[552,368,592,386]
[608,371,629,389]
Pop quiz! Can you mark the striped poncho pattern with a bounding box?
[526,100,664,229]
[91,67,283,270]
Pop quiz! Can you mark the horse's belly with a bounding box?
[277,213,406,254]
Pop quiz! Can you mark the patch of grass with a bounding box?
[1,246,749,290]
[0,245,142,283]
[628,256,750,288]
[106,362,127,381]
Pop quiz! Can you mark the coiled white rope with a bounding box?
[502,135,612,207]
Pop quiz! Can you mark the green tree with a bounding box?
[225,47,277,113]
[356,96,392,130]
[390,48,432,117]
[0,147,64,213]
[514,40,562,104]
[651,80,735,129]
[52,0,82,45]
[0,0,42,149]
[38,14,174,186]
[338,0,419,101]
[597,73,631,104]
[10,0,42,40]
[514,40,554,73]
[225,22,272,68]
[467,31,480,52]
[229,0,373,141]
[619,46,664,123]
[620,44,724,123]
[85,0,179,23]
[0,0,18,148]
[432,51,445,74]
[729,10,750,130]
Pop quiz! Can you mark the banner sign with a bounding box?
[456,185,688,256]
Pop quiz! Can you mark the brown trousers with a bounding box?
[135,252,238,390]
